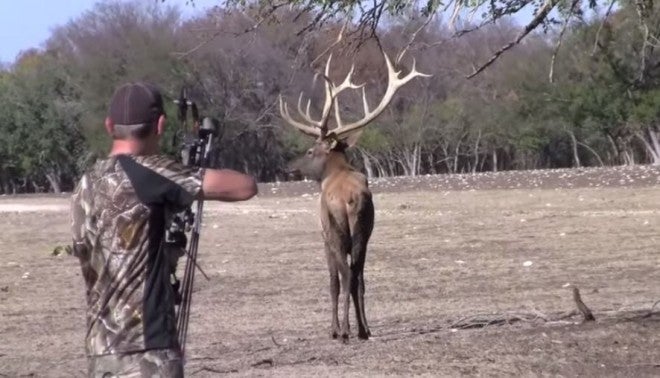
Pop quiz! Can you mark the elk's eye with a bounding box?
[306,150,313,156]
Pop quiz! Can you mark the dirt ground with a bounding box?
[2,165,660,377]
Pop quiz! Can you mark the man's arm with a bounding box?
[70,177,91,260]
[200,168,258,202]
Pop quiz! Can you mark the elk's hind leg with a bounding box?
[324,244,340,339]
[321,201,352,341]
[349,196,374,340]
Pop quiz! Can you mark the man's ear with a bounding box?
[104,117,114,137]
[156,114,166,136]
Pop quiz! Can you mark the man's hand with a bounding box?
[201,169,257,201]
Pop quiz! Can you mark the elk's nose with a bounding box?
[285,161,302,179]
[286,169,302,180]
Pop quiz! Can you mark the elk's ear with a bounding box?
[327,138,339,150]
[342,129,365,148]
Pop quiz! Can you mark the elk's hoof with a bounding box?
[341,333,350,344]
[358,330,370,340]
[330,328,340,339]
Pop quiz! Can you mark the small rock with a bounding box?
[523,261,533,267]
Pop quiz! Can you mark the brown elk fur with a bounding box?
[280,49,429,342]
[289,142,374,340]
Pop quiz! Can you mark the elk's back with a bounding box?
[320,170,372,238]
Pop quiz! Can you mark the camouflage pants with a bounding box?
[88,348,184,378]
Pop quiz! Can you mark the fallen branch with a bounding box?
[572,286,596,322]
[448,309,574,330]
[191,366,239,375]
[643,299,660,318]
[251,358,274,368]
[374,300,660,344]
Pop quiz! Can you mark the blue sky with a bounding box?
[0,0,219,63]
[0,0,535,64]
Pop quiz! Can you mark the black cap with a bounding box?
[108,82,165,125]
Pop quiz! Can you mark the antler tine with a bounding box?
[334,63,364,92]
[296,92,320,126]
[328,49,431,140]
[399,58,431,86]
[333,97,343,129]
[360,86,369,116]
[329,63,364,131]
[317,54,335,134]
[279,50,425,141]
[278,94,321,138]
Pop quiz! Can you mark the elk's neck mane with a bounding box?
[321,150,354,181]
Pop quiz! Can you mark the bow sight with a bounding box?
[167,87,221,359]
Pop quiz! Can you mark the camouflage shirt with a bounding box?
[70,154,203,357]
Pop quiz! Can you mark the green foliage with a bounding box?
[358,128,391,151]
[3,0,660,191]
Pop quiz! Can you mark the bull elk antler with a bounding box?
[279,49,431,141]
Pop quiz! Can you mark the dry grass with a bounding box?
[2,167,660,376]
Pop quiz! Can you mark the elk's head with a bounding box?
[279,49,430,181]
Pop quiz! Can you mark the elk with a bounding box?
[279,49,429,342]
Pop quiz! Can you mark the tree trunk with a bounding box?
[441,144,452,173]
[635,130,660,165]
[360,149,374,178]
[566,130,581,168]
[376,158,387,177]
[649,128,660,163]
[492,150,498,172]
[453,142,461,173]
[385,153,396,176]
[45,171,62,194]
[607,134,621,165]
[473,130,481,174]
[576,141,605,167]
[426,154,435,175]
[623,149,635,166]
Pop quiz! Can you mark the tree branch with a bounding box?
[173,2,288,59]
[310,19,349,66]
[549,0,580,83]
[466,0,559,79]
[396,13,436,65]
[591,0,616,56]
[635,0,652,83]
